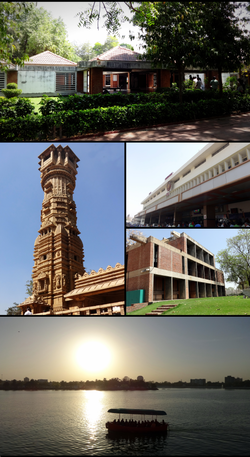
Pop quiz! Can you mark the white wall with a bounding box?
[18,70,55,94]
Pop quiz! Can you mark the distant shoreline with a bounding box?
[1,386,250,391]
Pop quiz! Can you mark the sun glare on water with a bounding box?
[76,341,112,373]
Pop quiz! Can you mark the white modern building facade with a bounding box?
[135,143,250,227]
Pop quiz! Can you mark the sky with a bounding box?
[0,316,249,383]
[0,143,124,315]
[126,142,209,218]
[126,227,243,288]
[37,2,142,51]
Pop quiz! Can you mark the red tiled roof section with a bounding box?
[25,51,77,66]
[90,46,142,62]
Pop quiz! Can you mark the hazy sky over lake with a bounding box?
[1,317,249,383]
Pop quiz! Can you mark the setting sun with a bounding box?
[76,341,112,373]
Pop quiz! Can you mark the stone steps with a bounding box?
[146,304,178,316]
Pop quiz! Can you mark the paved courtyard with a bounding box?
[69,112,250,142]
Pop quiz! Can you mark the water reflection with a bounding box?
[80,390,104,438]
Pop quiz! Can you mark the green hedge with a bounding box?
[0,97,35,118]
[2,95,250,141]
[39,90,234,115]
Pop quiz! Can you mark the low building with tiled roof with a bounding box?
[26,50,77,66]
[0,51,77,97]
[89,46,142,62]
[77,45,160,94]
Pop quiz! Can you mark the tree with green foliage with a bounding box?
[93,36,119,56]
[216,230,250,289]
[92,41,104,56]
[25,279,33,297]
[78,2,206,103]
[10,2,79,62]
[197,2,250,95]
[6,303,21,315]
[77,2,129,35]
[74,42,96,61]
[120,43,134,50]
[77,2,250,101]
[74,36,132,61]
[0,2,32,70]
[131,2,206,103]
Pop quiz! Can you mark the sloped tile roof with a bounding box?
[0,60,16,70]
[25,51,77,66]
[90,46,142,62]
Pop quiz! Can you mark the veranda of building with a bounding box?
[126,231,225,305]
[135,143,250,227]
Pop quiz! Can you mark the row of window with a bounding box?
[144,147,249,207]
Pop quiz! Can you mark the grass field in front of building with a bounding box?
[27,97,59,113]
[127,295,250,315]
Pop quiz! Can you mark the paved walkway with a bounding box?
[69,112,250,142]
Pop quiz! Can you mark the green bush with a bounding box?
[0,97,34,118]
[6,82,18,90]
[1,93,250,141]
[2,82,22,99]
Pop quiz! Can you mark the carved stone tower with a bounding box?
[32,144,85,312]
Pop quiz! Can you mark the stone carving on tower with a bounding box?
[31,144,85,312]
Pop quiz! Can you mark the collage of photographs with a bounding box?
[1,2,250,456]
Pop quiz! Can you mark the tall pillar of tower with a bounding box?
[31,144,85,313]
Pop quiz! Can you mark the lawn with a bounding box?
[27,97,59,113]
[127,295,250,315]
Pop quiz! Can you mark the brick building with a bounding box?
[0,51,77,97]
[126,231,225,304]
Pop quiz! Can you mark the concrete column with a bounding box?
[196,282,199,298]
[203,204,215,227]
[185,279,189,299]
[238,153,243,164]
[148,273,154,303]
[170,277,173,300]
[174,209,182,226]
[127,72,131,93]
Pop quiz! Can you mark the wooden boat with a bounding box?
[106,408,169,434]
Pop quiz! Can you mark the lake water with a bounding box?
[1,388,250,456]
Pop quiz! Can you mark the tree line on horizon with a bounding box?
[1,377,250,390]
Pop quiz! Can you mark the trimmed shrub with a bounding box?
[2,82,22,98]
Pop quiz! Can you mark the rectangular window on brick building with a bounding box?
[182,256,185,274]
[56,73,76,91]
[154,244,158,267]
